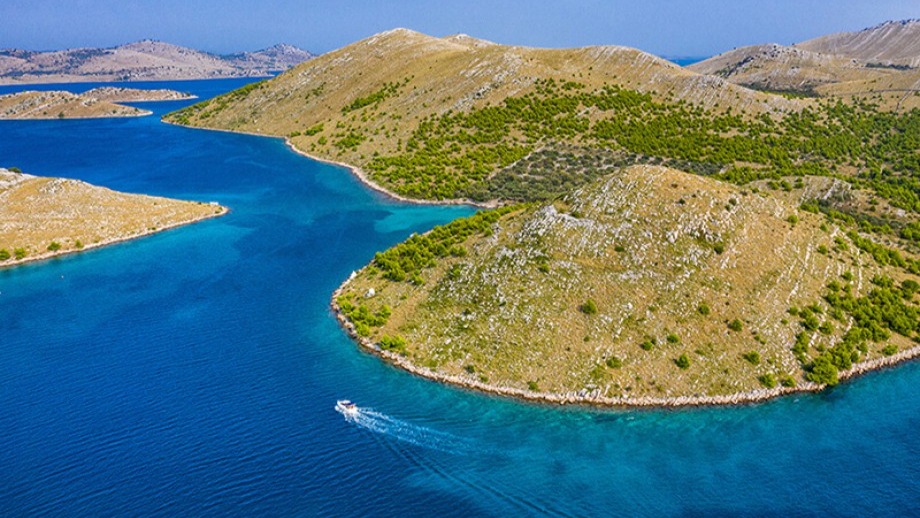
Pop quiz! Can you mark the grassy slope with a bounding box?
[164,29,803,194]
[336,165,918,399]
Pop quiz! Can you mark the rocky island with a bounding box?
[0,87,195,119]
[164,25,920,406]
[0,167,227,266]
[0,40,314,84]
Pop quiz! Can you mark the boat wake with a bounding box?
[336,404,474,455]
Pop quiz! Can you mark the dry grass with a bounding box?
[0,90,148,119]
[168,28,804,172]
[337,166,904,399]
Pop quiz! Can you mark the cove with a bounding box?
[0,79,917,516]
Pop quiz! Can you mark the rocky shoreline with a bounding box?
[331,274,920,409]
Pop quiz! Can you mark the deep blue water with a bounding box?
[0,79,918,517]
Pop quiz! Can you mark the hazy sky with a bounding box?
[1,0,917,57]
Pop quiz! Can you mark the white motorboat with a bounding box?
[336,399,358,415]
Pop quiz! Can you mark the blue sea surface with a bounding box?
[0,79,917,516]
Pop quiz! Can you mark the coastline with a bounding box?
[163,120,498,208]
[282,138,499,209]
[0,109,153,120]
[167,121,920,408]
[0,206,228,269]
[331,274,920,409]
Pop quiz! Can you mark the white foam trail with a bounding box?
[336,405,474,455]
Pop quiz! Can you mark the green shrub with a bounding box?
[697,303,710,316]
[805,355,838,386]
[579,299,598,315]
[742,351,760,365]
[713,242,726,254]
[47,242,62,251]
[0,249,9,261]
[666,333,680,344]
[674,354,691,369]
[780,375,797,388]
[606,356,623,368]
[640,339,656,351]
[881,344,897,356]
[728,319,743,332]
[379,334,407,352]
[527,381,540,391]
[14,247,26,260]
[758,373,777,388]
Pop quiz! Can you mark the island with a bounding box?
[164,24,920,406]
[0,167,227,266]
[0,40,314,84]
[0,87,195,119]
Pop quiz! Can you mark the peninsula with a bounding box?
[0,167,227,267]
[165,25,920,406]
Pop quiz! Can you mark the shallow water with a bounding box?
[0,79,917,516]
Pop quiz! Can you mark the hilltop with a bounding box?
[689,20,920,111]
[0,167,226,266]
[0,40,314,84]
[334,165,920,404]
[797,19,920,68]
[0,87,193,119]
[166,28,813,201]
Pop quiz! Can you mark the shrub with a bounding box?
[14,248,26,260]
[379,334,407,352]
[579,299,598,315]
[787,214,798,225]
[606,356,623,368]
[47,242,62,251]
[697,303,711,316]
[742,351,760,365]
[780,375,797,388]
[75,240,84,249]
[758,373,777,388]
[728,319,743,332]
[640,339,656,351]
[674,354,691,369]
[0,249,9,261]
[713,242,726,254]
[527,381,540,391]
[805,355,838,386]
[666,333,680,344]
[881,344,897,356]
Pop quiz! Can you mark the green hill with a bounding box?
[334,166,920,404]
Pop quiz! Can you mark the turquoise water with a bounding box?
[0,79,917,516]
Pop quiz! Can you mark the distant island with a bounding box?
[0,167,227,266]
[0,40,314,84]
[0,87,194,119]
[165,23,920,406]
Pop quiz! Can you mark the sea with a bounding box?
[0,79,917,516]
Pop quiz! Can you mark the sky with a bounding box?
[1,0,917,58]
